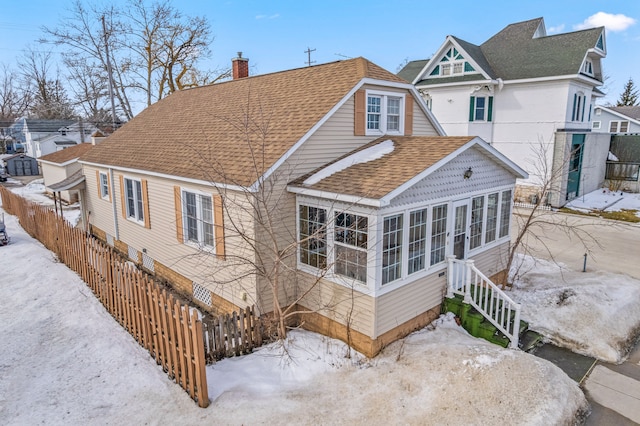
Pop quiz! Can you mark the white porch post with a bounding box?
[446,255,456,298]
[463,259,474,303]
[510,303,522,349]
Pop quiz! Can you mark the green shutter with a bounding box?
[487,96,493,122]
[469,96,475,122]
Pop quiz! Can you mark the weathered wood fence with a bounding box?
[202,307,263,362]
[0,187,209,407]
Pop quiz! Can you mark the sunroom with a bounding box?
[288,135,528,297]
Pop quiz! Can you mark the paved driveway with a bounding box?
[512,208,640,279]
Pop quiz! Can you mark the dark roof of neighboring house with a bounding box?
[22,119,76,132]
[80,57,409,187]
[407,17,604,85]
[38,143,94,165]
[3,153,37,162]
[397,59,428,82]
[609,106,640,121]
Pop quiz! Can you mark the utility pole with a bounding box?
[102,15,117,132]
[304,47,316,67]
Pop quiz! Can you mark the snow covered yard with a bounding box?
[564,188,640,220]
[510,254,640,364]
[7,178,82,226]
[0,205,588,425]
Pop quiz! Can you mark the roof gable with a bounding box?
[288,135,527,206]
[415,17,605,85]
[80,57,409,187]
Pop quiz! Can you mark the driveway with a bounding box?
[512,207,640,279]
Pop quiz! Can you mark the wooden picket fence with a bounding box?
[0,187,209,408]
[202,306,263,362]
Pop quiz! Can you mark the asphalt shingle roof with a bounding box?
[410,18,604,85]
[39,143,93,164]
[81,57,407,187]
[290,135,475,199]
[609,106,640,121]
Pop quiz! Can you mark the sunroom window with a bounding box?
[408,208,428,274]
[299,205,327,268]
[382,214,403,285]
[334,212,368,283]
[430,204,448,266]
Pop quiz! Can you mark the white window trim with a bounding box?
[295,186,515,297]
[583,59,594,76]
[365,89,405,136]
[180,187,215,252]
[99,171,109,200]
[123,176,144,225]
[296,198,377,293]
[592,121,601,129]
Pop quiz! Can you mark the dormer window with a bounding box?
[366,91,404,135]
[582,59,594,76]
[430,47,475,77]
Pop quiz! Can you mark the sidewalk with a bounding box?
[584,340,640,424]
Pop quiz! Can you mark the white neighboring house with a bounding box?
[399,17,612,207]
[592,106,640,134]
[8,119,98,159]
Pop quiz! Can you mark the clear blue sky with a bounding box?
[1,0,638,109]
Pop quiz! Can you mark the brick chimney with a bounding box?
[232,52,249,79]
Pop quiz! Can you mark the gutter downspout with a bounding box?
[109,167,119,240]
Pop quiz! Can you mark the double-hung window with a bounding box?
[125,178,144,222]
[183,191,214,248]
[366,91,404,135]
[609,121,629,133]
[334,212,368,283]
[99,172,109,199]
[382,214,403,285]
[299,205,327,268]
[469,96,493,122]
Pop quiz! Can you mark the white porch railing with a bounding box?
[446,255,521,349]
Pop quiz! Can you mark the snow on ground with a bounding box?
[565,187,640,216]
[0,205,588,425]
[7,178,82,226]
[510,254,640,364]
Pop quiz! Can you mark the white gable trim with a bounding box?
[250,77,445,192]
[38,158,79,167]
[596,106,640,126]
[287,185,382,208]
[79,160,252,193]
[380,137,528,205]
[288,136,527,208]
[412,36,492,84]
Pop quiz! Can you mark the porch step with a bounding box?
[443,294,528,349]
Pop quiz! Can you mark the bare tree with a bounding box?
[18,47,75,119]
[0,64,31,120]
[41,1,134,120]
[43,0,229,116]
[180,100,365,341]
[505,140,601,285]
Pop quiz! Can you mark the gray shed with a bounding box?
[4,154,39,176]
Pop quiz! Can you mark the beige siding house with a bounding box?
[79,57,526,356]
[38,143,94,203]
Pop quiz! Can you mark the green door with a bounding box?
[566,134,585,200]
